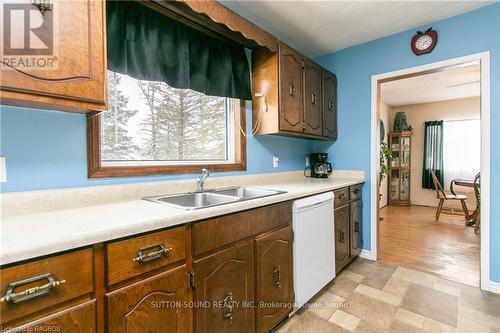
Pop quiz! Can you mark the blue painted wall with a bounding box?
[0,103,314,192]
[313,3,500,282]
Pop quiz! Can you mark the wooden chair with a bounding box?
[473,173,480,233]
[430,170,469,221]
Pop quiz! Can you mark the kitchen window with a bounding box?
[87,1,250,178]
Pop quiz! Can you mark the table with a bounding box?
[450,178,480,227]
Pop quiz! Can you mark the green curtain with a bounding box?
[422,120,444,189]
[106,1,252,100]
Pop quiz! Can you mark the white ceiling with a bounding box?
[380,63,480,107]
[222,0,492,57]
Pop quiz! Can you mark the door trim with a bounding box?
[369,52,491,291]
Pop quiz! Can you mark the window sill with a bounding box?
[87,163,246,179]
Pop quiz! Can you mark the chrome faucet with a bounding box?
[196,168,210,192]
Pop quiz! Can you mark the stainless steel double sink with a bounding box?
[143,187,286,210]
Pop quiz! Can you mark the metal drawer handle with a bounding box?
[273,266,282,289]
[311,93,317,105]
[354,222,360,233]
[338,193,346,200]
[0,273,66,304]
[289,83,296,96]
[328,100,334,111]
[133,243,172,263]
[339,231,345,243]
[353,189,360,195]
[222,292,233,323]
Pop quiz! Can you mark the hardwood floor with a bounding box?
[378,205,479,287]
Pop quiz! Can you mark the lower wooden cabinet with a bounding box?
[255,226,294,333]
[350,200,363,258]
[334,184,364,273]
[9,300,96,333]
[334,205,350,273]
[193,241,255,333]
[106,265,190,333]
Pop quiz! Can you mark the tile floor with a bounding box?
[275,259,500,333]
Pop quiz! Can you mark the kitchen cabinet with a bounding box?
[303,60,322,136]
[322,69,338,139]
[1,202,293,333]
[334,184,364,273]
[252,42,337,140]
[279,44,304,133]
[255,226,294,333]
[334,205,350,273]
[350,199,363,258]
[106,266,190,333]
[0,0,107,113]
[194,241,255,333]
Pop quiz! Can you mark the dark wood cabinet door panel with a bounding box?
[303,60,322,135]
[350,200,363,258]
[279,43,303,133]
[194,241,254,333]
[7,300,96,333]
[322,69,337,139]
[106,266,190,333]
[0,0,106,112]
[334,205,350,273]
[255,226,293,333]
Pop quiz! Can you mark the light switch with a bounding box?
[272,156,279,168]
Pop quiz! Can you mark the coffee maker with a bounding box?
[309,153,333,178]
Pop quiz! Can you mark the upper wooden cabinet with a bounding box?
[279,44,304,133]
[0,0,107,113]
[252,42,337,140]
[304,60,322,136]
[322,69,338,139]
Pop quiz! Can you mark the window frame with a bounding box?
[87,100,246,178]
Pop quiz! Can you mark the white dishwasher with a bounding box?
[292,191,335,312]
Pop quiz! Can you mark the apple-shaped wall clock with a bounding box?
[411,28,438,56]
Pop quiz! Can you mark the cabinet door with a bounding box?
[350,200,363,258]
[255,226,293,333]
[334,205,350,273]
[322,69,337,139]
[106,266,190,333]
[194,241,254,333]
[0,0,106,112]
[303,60,322,136]
[7,301,95,333]
[279,43,303,133]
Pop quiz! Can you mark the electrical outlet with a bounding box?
[305,156,310,167]
[272,156,280,168]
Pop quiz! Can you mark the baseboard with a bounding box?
[490,281,500,295]
[359,250,376,260]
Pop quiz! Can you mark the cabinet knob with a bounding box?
[289,83,296,96]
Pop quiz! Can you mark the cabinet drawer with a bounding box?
[350,184,363,201]
[0,249,94,325]
[334,187,349,208]
[106,226,186,285]
[192,201,292,256]
[7,300,96,333]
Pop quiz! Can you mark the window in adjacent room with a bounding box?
[443,119,481,185]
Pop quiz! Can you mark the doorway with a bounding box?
[369,52,491,290]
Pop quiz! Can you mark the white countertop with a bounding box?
[0,173,364,265]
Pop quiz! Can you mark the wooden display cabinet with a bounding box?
[388,131,412,206]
